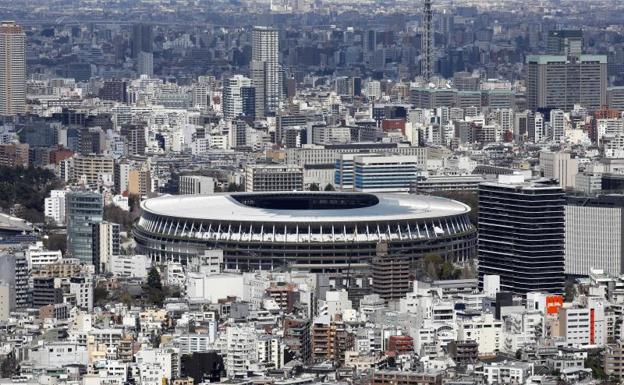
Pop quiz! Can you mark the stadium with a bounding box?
[133,192,476,271]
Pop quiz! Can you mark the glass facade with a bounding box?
[66,191,103,265]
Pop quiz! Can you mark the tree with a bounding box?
[43,233,67,254]
[94,286,109,306]
[324,183,335,191]
[564,280,577,301]
[147,267,163,290]
[1,352,19,378]
[309,183,320,191]
[585,355,606,380]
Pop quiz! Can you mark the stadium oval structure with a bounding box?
[133,192,476,271]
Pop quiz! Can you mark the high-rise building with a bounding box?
[251,26,281,118]
[245,164,303,192]
[44,189,68,226]
[66,191,103,265]
[547,30,583,56]
[565,195,624,277]
[223,75,253,121]
[0,21,26,116]
[478,175,565,295]
[92,221,120,273]
[138,51,154,76]
[132,23,153,58]
[526,55,607,112]
[0,250,28,310]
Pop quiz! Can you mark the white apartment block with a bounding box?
[44,189,68,226]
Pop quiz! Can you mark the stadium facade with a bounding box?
[133,192,476,272]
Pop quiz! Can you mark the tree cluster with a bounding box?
[0,166,63,223]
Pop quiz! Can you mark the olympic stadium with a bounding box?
[133,192,476,272]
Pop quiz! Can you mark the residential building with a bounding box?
[0,21,26,116]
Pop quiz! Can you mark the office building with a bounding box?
[138,51,154,76]
[540,151,578,190]
[0,21,26,116]
[223,75,253,121]
[0,251,28,310]
[92,221,120,273]
[410,175,484,194]
[547,30,583,56]
[178,175,215,195]
[251,26,281,118]
[565,195,624,277]
[99,79,128,103]
[526,54,607,111]
[132,23,153,58]
[32,277,63,308]
[66,191,103,265]
[245,164,303,192]
[607,87,624,111]
[478,175,565,294]
[342,153,422,193]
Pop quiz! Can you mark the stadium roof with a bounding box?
[141,192,470,224]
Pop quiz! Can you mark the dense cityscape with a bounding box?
[2,0,624,384]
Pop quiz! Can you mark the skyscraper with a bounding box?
[526,54,607,111]
[132,23,153,58]
[223,75,253,121]
[547,30,583,56]
[251,26,281,118]
[478,175,565,295]
[0,21,26,116]
[66,191,103,265]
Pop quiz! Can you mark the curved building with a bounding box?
[133,192,476,271]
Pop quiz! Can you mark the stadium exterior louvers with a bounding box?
[133,192,476,271]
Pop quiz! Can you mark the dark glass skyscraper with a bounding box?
[478,176,565,295]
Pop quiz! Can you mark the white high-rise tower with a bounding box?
[251,26,281,118]
[0,21,26,116]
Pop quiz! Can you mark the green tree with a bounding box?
[147,267,163,290]
[324,183,335,191]
[309,183,320,191]
[585,355,606,380]
[1,352,19,378]
[94,286,109,306]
